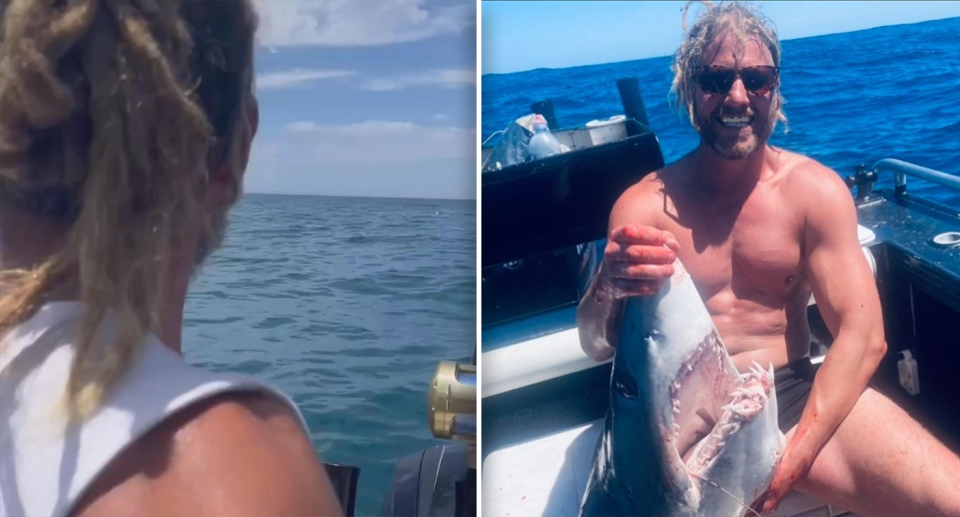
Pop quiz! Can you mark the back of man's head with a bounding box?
[0,0,258,416]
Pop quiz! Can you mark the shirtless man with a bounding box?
[577,3,960,516]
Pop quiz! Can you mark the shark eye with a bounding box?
[614,373,638,399]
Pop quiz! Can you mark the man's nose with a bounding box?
[725,77,750,107]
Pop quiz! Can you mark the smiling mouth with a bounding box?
[718,115,753,128]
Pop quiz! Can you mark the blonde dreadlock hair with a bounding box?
[670,1,788,133]
[0,0,258,416]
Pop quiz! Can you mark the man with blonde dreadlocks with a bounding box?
[577,2,960,516]
[0,1,342,516]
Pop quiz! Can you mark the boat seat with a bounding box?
[481,419,863,517]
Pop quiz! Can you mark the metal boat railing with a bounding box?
[847,159,960,205]
[872,158,960,195]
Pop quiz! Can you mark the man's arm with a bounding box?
[577,181,678,361]
[796,165,887,461]
[760,164,887,511]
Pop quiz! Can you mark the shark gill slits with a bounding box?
[615,374,638,399]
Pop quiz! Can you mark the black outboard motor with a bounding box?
[382,360,477,516]
[324,463,361,517]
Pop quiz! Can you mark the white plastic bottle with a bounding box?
[526,114,565,160]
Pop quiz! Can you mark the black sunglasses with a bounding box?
[695,65,780,96]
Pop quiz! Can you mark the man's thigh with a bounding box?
[784,387,960,516]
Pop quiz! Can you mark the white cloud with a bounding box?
[285,121,319,132]
[433,113,448,121]
[244,120,476,198]
[256,68,355,90]
[362,69,475,91]
[279,120,472,163]
[253,0,474,47]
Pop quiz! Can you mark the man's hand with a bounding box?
[751,443,815,515]
[577,224,679,360]
[596,224,680,300]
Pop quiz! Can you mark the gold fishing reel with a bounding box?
[427,360,477,469]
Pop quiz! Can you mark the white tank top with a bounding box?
[0,301,311,517]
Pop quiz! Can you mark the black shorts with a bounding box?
[774,357,819,433]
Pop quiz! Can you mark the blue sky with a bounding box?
[482,1,960,75]
[247,0,476,199]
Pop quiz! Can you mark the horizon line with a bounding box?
[481,14,960,77]
[243,191,476,202]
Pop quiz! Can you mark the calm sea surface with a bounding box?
[482,17,960,205]
[182,194,475,516]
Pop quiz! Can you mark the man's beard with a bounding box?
[696,105,776,159]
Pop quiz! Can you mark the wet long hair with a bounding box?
[0,0,258,416]
[670,1,788,133]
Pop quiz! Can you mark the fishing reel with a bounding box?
[429,360,477,517]
[382,359,476,517]
[428,360,477,467]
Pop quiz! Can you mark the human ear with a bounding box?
[239,96,259,172]
[206,96,258,210]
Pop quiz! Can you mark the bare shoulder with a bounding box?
[774,149,854,212]
[609,168,670,229]
[172,392,341,514]
[771,149,861,251]
[73,391,342,517]
[776,149,849,197]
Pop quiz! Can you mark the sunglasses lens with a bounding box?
[697,68,735,94]
[697,66,778,95]
[742,67,777,94]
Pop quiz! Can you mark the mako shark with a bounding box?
[579,259,785,517]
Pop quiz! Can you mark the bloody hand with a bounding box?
[597,225,680,299]
[750,446,814,515]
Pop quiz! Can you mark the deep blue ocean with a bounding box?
[482,17,960,205]
[181,194,475,516]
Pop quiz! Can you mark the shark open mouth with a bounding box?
[581,262,783,517]
[669,330,775,477]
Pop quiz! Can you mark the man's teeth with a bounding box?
[720,116,752,127]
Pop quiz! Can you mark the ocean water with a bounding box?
[182,194,475,516]
[482,17,960,205]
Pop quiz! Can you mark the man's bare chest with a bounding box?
[658,192,805,301]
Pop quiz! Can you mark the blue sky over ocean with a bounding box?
[482,1,960,75]
[247,0,476,199]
